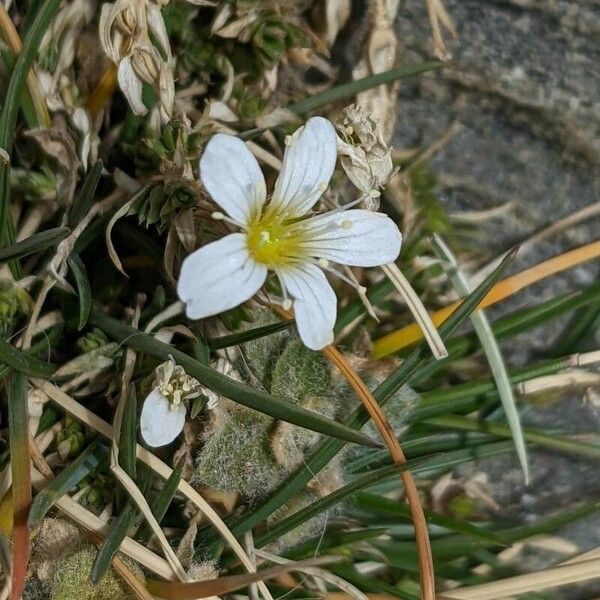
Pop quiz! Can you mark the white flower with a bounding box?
[140,358,200,447]
[177,117,402,350]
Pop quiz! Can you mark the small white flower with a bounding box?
[140,358,201,447]
[177,117,402,350]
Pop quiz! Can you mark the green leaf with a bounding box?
[89,308,381,449]
[67,254,92,330]
[0,337,56,377]
[288,62,446,115]
[208,319,294,350]
[115,387,138,511]
[92,466,152,584]
[424,415,600,460]
[136,457,183,545]
[431,235,529,482]
[354,492,507,545]
[68,159,103,227]
[0,325,61,382]
[28,439,108,529]
[253,442,512,549]
[0,226,69,263]
[0,0,62,277]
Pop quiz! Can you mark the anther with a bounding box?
[341,220,353,230]
[282,299,292,311]
[318,258,330,268]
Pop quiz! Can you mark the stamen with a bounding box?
[211,211,246,230]
[341,220,353,230]
[315,260,366,294]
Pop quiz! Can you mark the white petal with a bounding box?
[304,209,402,267]
[140,389,186,447]
[270,117,337,217]
[199,134,266,224]
[277,263,337,350]
[117,57,147,116]
[177,233,267,319]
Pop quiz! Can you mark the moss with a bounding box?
[271,339,331,402]
[267,492,328,553]
[194,409,281,499]
[241,308,289,385]
[51,547,141,600]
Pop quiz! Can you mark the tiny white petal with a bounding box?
[199,134,266,225]
[140,389,186,447]
[277,263,337,350]
[304,209,402,266]
[117,56,147,116]
[270,117,337,217]
[177,233,267,319]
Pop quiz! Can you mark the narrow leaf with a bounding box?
[208,319,294,350]
[8,371,31,600]
[0,337,55,377]
[136,457,183,545]
[0,0,62,277]
[431,235,529,483]
[254,443,512,549]
[67,254,92,330]
[0,227,69,263]
[28,438,108,529]
[288,62,445,114]
[68,159,103,227]
[89,308,381,449]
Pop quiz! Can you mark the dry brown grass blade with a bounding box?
[381,263,448,359]
[438,556,600,599]
[147,557,338,600]
[272,306,435,600]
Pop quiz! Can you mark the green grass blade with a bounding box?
[208,319,293,350]
[0,0,62,277]
[0,337,56,377]
[8,371,32,599]
[28,438,108,529]
[431,236,529,483]
[89,308,380,449]
[67,254,91,330]
[253,442,512,549]
[91,501,138,583]
[0,226,69,263]
[68,159,103,227]
[136,457,184,545]
[355,492,507,545]
[288,62,445,114]
[424,415,600,460]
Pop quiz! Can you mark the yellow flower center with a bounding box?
[246,213,305,267]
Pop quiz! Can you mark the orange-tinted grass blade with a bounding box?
[372,240,600,358]
[8,372,32,600]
